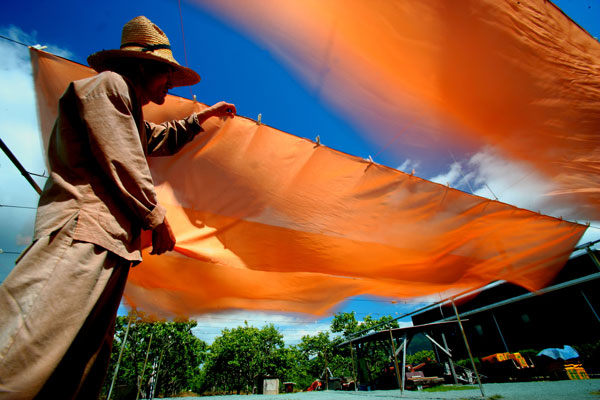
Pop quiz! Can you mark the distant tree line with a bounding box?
[99,309,600,399]
[100,311,419,399]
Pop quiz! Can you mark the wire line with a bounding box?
[0,204,37,210]
[0,34,30,48]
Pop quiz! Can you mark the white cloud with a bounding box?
[397,158,420,174]
[0,26,72,281]
[428,147,563,216]
[426,146,600,245]
[191,310,332,345]
[467,148,556,211]
[189,309,418,346]
[430,161,461,187]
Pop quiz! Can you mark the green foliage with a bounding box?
[331,311,398,340]
[455,357,482,372]
[101,310,415,397]
[101,311,207,399]
[407,350,436,366]
[330,311,403,386]
[200,323,287,394]
[573,340,600,369]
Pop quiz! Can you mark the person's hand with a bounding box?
[198,101,236,123]
[151,216,176,255]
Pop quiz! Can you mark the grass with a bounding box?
[423,385,477,392]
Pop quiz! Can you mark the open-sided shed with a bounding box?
[338,320,485,396]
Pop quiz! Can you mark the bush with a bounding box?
[573,340,600,370]
[407,350,436,366]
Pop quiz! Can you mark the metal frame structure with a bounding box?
[338,320,485,397]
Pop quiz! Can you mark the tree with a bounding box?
[330,311,401,387]
[101,311,207,399]
[201,323,287,394]
[331,311,399,340]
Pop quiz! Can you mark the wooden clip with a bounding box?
[257,113,262,125]
[315,135,321,146]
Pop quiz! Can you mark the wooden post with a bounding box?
[107,313,134,400]
[441,332,458,384]
[451,299,485,398]
[387,328,403,395]
[401,334,407,394]
[349,343,358,391]
[136,332,153,400]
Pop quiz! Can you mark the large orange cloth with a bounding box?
[197,0,600,220]
[30,49,585,318]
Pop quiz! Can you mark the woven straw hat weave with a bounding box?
[88,16,200,87]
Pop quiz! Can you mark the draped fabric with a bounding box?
[30,49,585,318]
[196,0,600,220]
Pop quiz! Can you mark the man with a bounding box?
[0,16,235,399]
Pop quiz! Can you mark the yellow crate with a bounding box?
[565,368,580,380]
[564,367,589,380]
[510,353,528,368]
[576,368,589,380]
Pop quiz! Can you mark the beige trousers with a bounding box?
[0,214,130,400]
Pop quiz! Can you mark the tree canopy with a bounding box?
[102,311,416,398]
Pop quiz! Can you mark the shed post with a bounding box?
[387,328,403,394]
[451,299,485,398]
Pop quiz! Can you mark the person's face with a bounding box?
[140,64,173,105]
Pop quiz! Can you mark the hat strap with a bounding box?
[120,42,172,52]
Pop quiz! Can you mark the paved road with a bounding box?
[164,380,600,399]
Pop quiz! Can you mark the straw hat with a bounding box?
[88,16,200,87]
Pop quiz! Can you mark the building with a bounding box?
[410,243,600,368]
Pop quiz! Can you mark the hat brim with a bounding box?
[87,50,200,87]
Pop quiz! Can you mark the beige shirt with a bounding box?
[34,71,203,261]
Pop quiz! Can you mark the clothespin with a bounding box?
[587,221,591,226]
[410,169,415,176]
[315,135,321,146]
[368,155,374,163]
[32,44,47,50]
[257,113,262,125]
[193,94,197,104]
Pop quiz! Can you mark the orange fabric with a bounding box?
[30,51,96,157]
[30,49,586,318]
[198,0,600,220]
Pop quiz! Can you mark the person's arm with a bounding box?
[78,77,173,254]
[145,101,236,156]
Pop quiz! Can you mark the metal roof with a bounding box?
[338,320,463,347]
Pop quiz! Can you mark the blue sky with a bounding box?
[1,0,599,344]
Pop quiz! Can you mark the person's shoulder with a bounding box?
[73,71,131,100]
